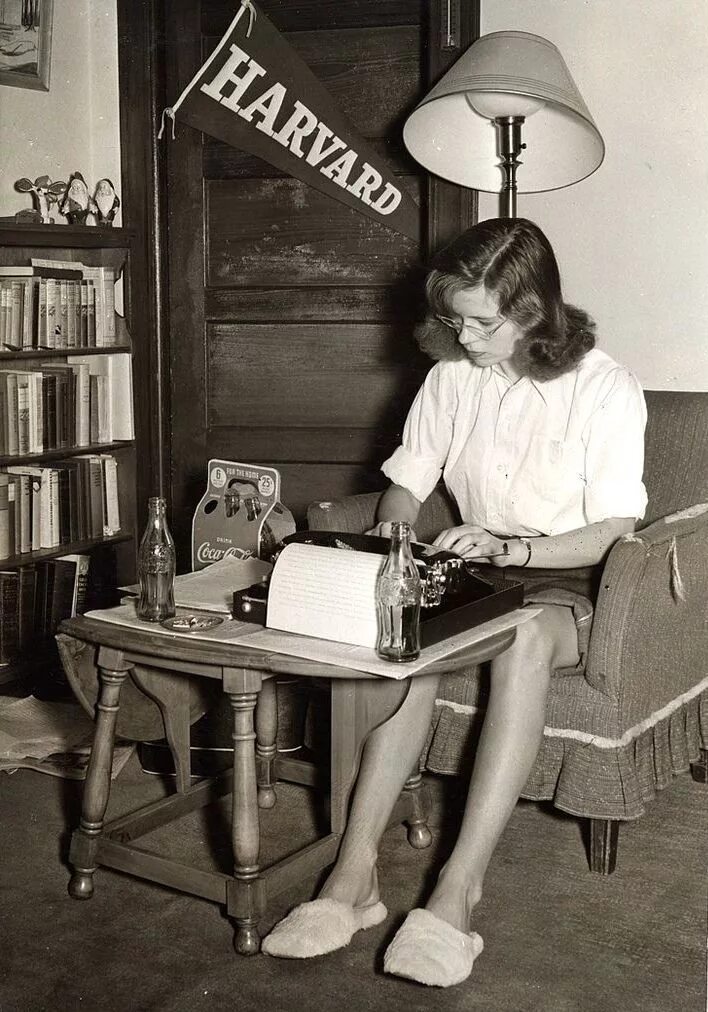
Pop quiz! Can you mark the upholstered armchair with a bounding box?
[307,390,708,874]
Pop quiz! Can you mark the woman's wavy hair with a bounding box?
[415,217,595,380]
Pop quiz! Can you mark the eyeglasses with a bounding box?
[436,315,507,339]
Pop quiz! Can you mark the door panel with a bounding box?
[207,178,421,287]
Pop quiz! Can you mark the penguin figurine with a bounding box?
[60,171,93,225]
[93,178,120,227]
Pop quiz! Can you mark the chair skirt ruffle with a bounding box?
[422,685,708,821]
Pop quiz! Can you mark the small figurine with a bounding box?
[93,178,120,227]
[14,175,67,224]
[60,171,94,225]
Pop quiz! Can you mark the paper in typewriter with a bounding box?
[266,543,384,647]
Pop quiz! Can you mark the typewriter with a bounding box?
[232,531,524,648]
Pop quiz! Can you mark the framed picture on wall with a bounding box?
[0,0,53,92]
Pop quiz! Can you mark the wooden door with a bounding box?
[163,0,479,560]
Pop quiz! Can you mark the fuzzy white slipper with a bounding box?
[261,897,388,958]
[383,908,483,987]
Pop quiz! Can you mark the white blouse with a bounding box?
[382,348,648,537]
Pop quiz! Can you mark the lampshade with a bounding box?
[403,31,604,193]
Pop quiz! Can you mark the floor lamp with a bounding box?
[403,31,604,218]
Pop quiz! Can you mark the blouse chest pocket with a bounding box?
[524,435,586,501]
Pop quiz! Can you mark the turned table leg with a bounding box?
[224,668,265,955]
[255,677,277,810]
[68,647,132,900]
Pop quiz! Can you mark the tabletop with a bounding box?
[59,613,518,682]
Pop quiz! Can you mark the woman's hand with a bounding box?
[432,525,516,566]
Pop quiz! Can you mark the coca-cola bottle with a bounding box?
[136,496,176,622]
[376,521,421,662]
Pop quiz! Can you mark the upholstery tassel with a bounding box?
[667,536,686,602]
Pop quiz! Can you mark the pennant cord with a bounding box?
[158,0,257,140]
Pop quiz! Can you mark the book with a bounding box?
[1,372,19,456]
[71,361,90,447]
[58,280,69,350]
[47,468,60,548]
[53,465,72,545]
[16,374,31,455]
[1,280,24,350]
[0,474,10,558]
[37,278,48,348]
[17,564,37,650]
[103,267,116,345]
[5,474,16,558]
[86,279,96,348]
[7,472,31,554]
[45,277,58,350]
[41,372,57,449]
[0,569,20,664]
[52,553,90,619]
[21,278,38,350]
[47,556,79,633]
[100,454,120,535]
[66,280,78,349]
[74,454,104,539]
[79,280,89,347]
[0,284,7,349]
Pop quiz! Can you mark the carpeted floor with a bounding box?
[0,750,706,1012]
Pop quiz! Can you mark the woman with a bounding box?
[263,218,647,987]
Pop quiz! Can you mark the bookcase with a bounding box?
[0,223,138,688]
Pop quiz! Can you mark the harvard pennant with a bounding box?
[159,0,420,240]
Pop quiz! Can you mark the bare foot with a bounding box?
[425,868,482,933]
[319,856,380,910]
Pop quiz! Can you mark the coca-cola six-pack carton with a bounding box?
[191,459,295,571]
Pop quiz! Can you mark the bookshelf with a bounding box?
[0,224,138,687]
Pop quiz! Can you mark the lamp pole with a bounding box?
[495,116,525,218]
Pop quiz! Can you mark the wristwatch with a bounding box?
[517,537,532,567]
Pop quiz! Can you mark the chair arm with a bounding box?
[307,492,383,535]
[585,503,708,721]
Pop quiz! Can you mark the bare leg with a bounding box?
[425,605,579,932]
[319,672,441,908]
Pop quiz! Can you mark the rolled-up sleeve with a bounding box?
[583,368,648,523]
[381,363,456,503]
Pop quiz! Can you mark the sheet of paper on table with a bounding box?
[120,555,272,615]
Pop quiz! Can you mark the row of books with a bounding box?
[0,453,121,560]
[0,353,133,456]
[0,555,90,665]
[0,259,117,352]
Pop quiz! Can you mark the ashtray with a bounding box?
[161,614,225,633]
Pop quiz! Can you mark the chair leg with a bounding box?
[690,747,708,784]
[589,818,619,875]
[403,770,433,849]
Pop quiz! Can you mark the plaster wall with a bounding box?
[0,0,121,226]
[480,0,708,390]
